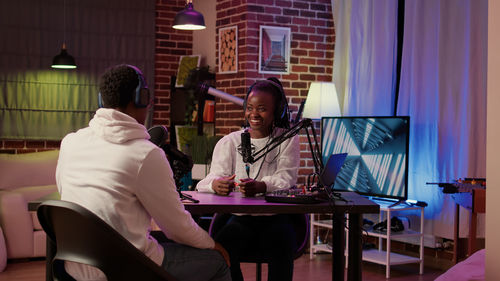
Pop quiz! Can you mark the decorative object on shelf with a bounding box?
[219,25,238,74]
[258,25,291,74]
[182,66,215,125]
[175,125,197,153]
[52,0,76,69]
[303,82,342,119]
[190,135,221,165]
[173,0,206,30]
[203,100,215,122]
[175,124,215,154]
[175,55,201,88]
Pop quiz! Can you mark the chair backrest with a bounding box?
[208,213,310,261]
[37,200,177,281]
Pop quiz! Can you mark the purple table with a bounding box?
[32,191,379,281]
[181,191,379,281]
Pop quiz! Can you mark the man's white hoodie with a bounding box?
[56,108,214,280]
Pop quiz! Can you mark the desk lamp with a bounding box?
[302,82,341,119]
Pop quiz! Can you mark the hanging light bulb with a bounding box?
[52,43,77,69]
[52,0,77,69]
[173,0,206,30]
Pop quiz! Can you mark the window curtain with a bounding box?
[0,0,155,140]
[332,0,487,238]
[398,0,487,238]
[332,0,399,116]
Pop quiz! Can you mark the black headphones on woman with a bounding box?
[243,77,290,128]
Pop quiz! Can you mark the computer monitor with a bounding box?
[321,116,410,200]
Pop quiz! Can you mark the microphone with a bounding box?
[147,125,193,171]
[241,129,254,164]
[148,125,168,147]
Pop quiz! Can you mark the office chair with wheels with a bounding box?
[208,213,309,281]
[37,200,178,281]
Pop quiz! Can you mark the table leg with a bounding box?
[453,203,459,264]
[348,213,363,281]
[332,213,345,281]
[468,211,477,256]
[46,236,55,281]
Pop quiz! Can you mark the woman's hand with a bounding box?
[239,178,266,197]
[212,175,236,196]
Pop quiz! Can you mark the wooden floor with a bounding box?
[0,253,446,281]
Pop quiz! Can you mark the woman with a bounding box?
[196,77,300,281]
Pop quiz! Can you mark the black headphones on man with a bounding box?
[98,65,151,108]
[243,77,290,129]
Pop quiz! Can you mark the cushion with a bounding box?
[435,249,485,281]
[0,150,59,190]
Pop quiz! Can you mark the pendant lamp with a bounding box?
[173,0,206,30]
[52,0,77,69]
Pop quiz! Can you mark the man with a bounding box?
[56,64,230,281]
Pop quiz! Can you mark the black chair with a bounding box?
[37,200,178,281]
[208,213,309,281]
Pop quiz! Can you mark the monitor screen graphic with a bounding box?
[321,116,409,200]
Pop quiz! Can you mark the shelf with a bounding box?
[366,229,424,239]
[362,249,421,265]
[311,219,333,229]
[310,203,425,278]
[310,243,332,253]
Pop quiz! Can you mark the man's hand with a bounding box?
[213,242,231,267]
[239,178,266,197]
[212,175,236,196]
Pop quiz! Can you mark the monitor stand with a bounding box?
[368,197,406,208]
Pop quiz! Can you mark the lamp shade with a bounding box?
[173,2,206,30]
[51,44,76,69]
[302,82,341,119]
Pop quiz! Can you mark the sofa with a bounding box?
[435,249,485,281]
[0,150,59,260]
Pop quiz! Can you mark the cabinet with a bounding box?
[310,201,424,278]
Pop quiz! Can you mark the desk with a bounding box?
[182,191,379,281]
[31,191,379,281]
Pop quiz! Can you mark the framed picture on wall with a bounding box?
[258,26,291,74]
[176,55,201,88]
[219,25,238,74]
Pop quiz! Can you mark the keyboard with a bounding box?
[264,188,329,204]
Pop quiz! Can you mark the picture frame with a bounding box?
[258,26,291,74]
[219,25,238,74]
[176,55,201,88]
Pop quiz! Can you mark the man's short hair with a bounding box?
[98,65,139,108]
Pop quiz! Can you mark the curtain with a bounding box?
[398,0,487,238]
[0,0,155,140]
[332,0,487,238]
[333,0,399,116]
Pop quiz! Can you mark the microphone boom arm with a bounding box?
[251,118,324,182]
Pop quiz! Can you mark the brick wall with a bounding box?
[215,0,335,184]
[154,0,194,127]
[0,140,61,154]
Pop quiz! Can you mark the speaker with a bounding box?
[98,65,150,108]
[243,78,290,128]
